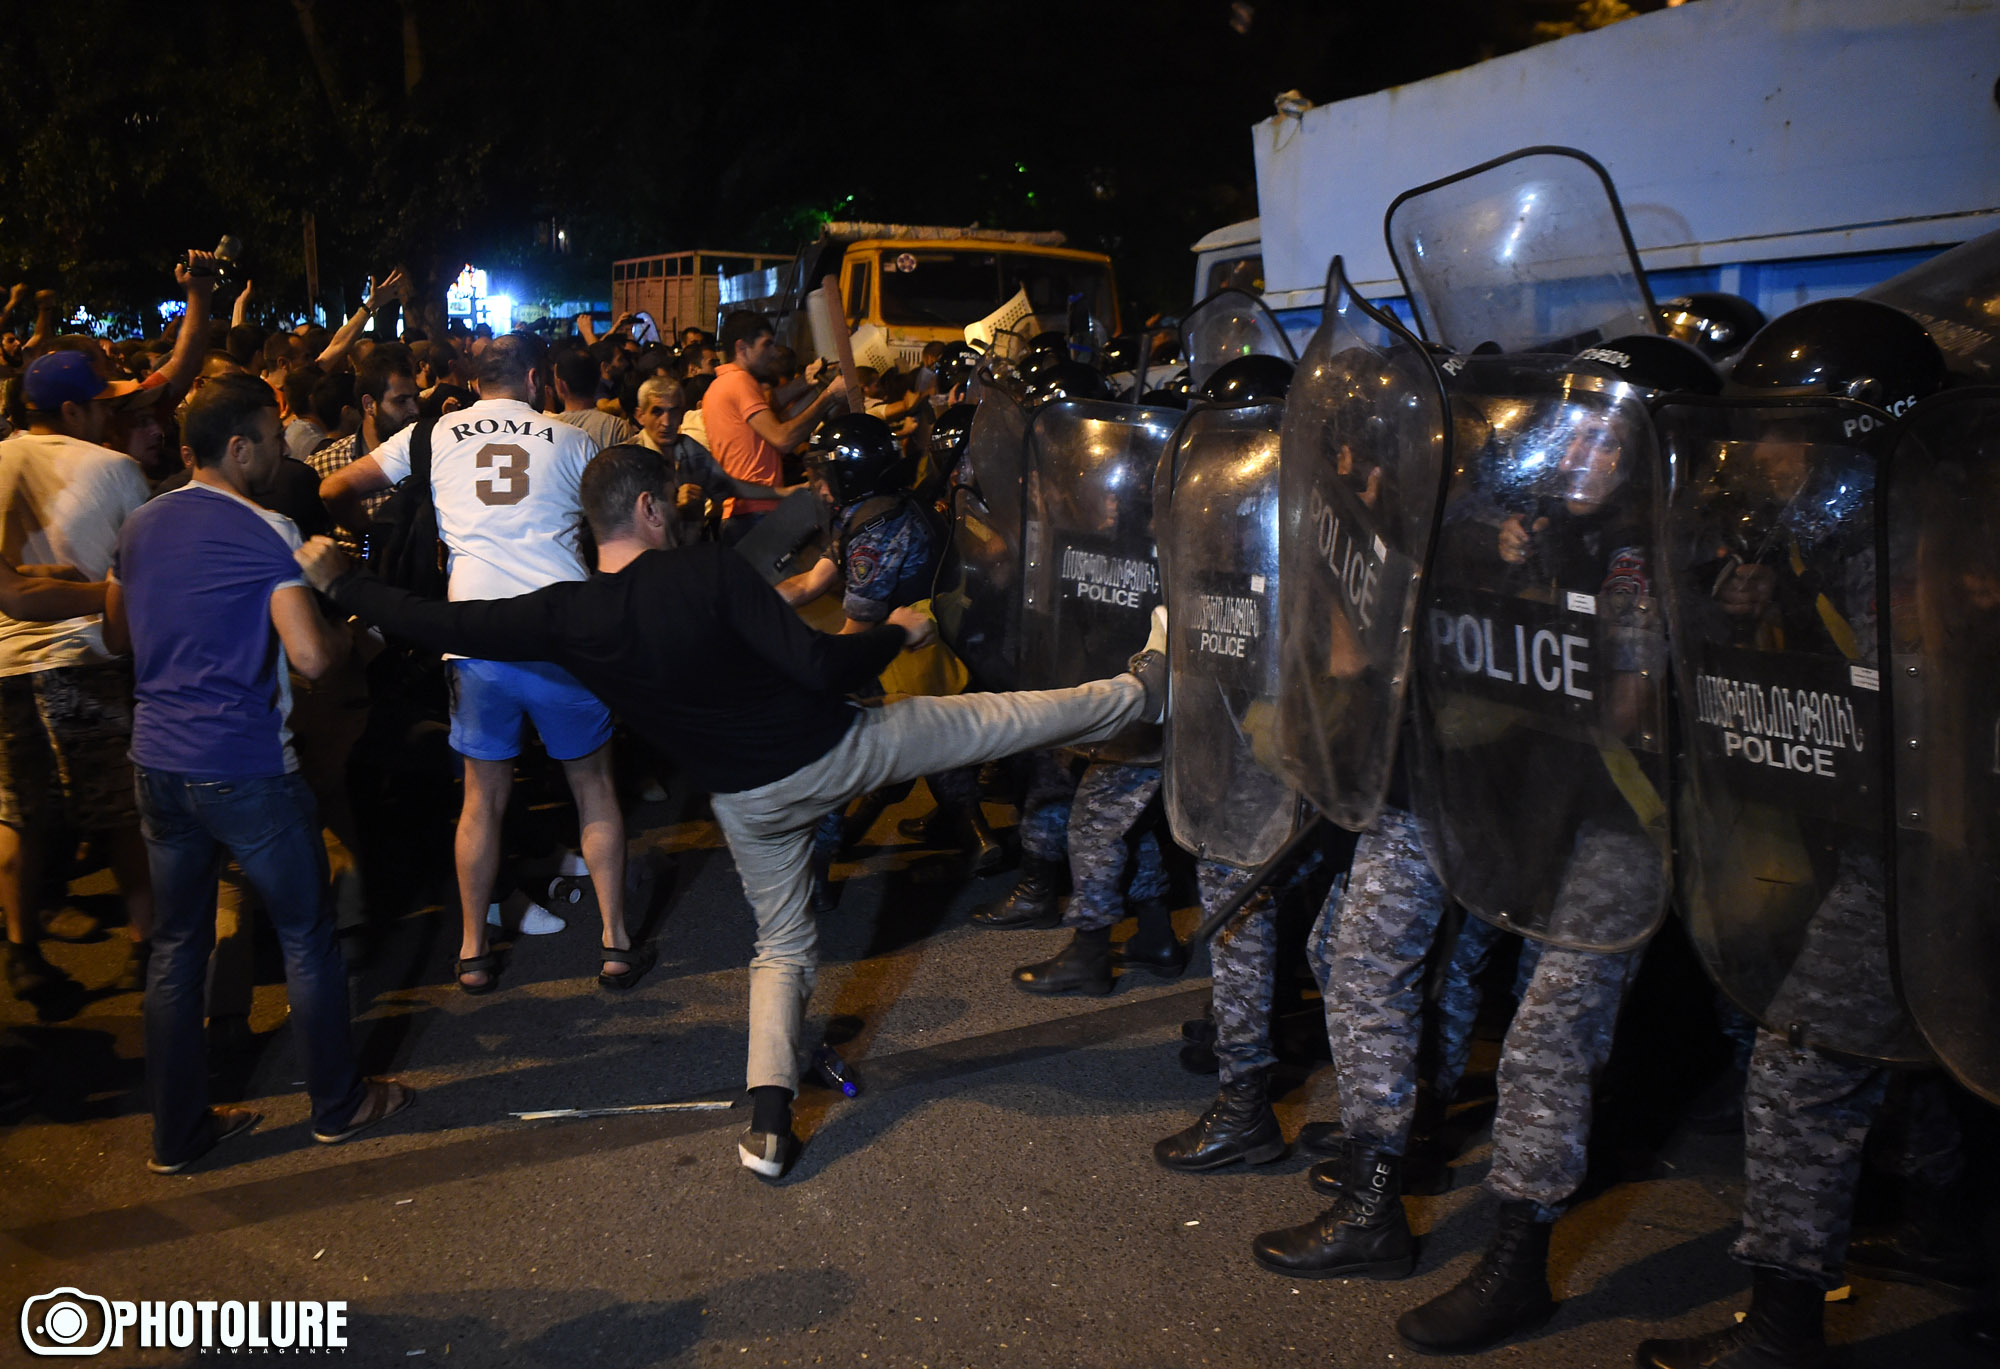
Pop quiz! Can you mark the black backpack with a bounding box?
[363,416,447,598]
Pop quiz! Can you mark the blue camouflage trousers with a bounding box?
[1309,807,1643,1214]
[1059,760,1169,930]
[1200,858,1274,1088]
[1731,854,1946,1285]
[1016,751,1080,863]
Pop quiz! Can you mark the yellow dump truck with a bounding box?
[717,223,1120,371]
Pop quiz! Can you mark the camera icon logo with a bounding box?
[20,1288,113,1357]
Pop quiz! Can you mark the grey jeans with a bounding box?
[709,676,1149,1093]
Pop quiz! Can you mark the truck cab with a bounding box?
[720,224,1121,372]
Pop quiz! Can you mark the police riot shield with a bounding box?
[1409,357,1670,952]
[933,391,1030,690]
[1019,399,1179,759]
[1881,388,2000,1099]
[1180,288,1299,392]
[1273,257,1452,831]
[1659,397,1928,1065]
[1862,228,2000,384]
[1157,402,1300,867]
[1384,147,1658,356]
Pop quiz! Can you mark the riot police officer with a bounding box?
[1257,340,1705,1358]
[1637,301,1951,1369]
[778,414,1000,879]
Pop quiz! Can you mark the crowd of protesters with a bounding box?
[2,248,1992,1368]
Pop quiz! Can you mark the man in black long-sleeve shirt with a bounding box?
[296,443,1167,1179]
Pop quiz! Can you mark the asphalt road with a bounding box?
[0,787,1983,1368]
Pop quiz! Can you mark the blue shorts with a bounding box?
[447,659,614,763]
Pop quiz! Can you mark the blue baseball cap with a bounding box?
[22,350,149,413]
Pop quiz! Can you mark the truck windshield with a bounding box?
[877,250,1113,330]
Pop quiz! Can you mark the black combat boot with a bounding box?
[963,807,1005,875]
[1395,1200,1555,1355]
[1154,1070,1287,1171]
[1633,1267,1832,1369]
[1252,1144,1415,1278]
[1845,1178,1991,1292]
[973,857,1066,930]
[1012,928,1112,995]
[1114,896,1187,977]
[898,804,1006,875]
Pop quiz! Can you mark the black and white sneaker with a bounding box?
[738,1126,801,1181]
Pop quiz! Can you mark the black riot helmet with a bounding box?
[933,341,980,393]
[1656,293,1766,364]
[1022,359,1111,409]
[1098,335,1143,375]
[1028,330,1069,355]
[1018,347,1069,382]
[805,413,908,504]
[928,402,976,473]
[1575,334,1723,396]
[1729,298,1948,417]
[1141,365,1193,408]
[1199,353,1295,406]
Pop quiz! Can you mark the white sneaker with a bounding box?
[487,901,566,935]
[556,849,590,878]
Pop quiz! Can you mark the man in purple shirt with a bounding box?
[105,374,411,1173]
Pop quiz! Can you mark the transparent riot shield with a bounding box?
[1659,396,1928,1065]
[1273,257,1452,831]
[1019,399,1180,758]
[1384,146,1658,356]
[933,391,1030,690]
[1882,388,2000,1099]
[1180,287,1298,392]
[1157,403,1300,867]
[1861,228,2000,383]
[1409,357,1669,952]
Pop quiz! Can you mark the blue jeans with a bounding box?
[138,766,363,1164]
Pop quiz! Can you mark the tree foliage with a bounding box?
[0,0,1676,333]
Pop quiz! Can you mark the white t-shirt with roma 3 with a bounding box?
[371,397,599,603]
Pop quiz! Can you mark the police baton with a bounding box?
[1183,810,1327,954]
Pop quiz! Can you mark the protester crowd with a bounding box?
[0,243,1993,1369]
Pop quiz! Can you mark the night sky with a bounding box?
[0,0,1664,331]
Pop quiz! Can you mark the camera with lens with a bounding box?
[179,235,245,285]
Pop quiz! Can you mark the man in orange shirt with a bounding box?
[705,312,849,543]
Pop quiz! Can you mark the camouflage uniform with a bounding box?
[1308,806,1448,1155]
[1311,806,1643,1215]
[1433,912,1537,1101]
[1201,859,1274,1088]
[811,494,958,861]
[1015,750,1079,863]
[1736,1030,1888,1286]
[1731,854,1942,1285]
[1204,841,1334,1087]
[1059,760,1170,931]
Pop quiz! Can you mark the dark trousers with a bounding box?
[138,767,363,1164]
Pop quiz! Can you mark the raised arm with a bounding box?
[318,269,407,369]
[150,254,219,396]
[746,373,848,453]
